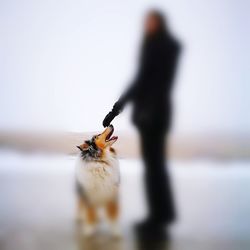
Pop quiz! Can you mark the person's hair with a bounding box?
[146,9,168,33]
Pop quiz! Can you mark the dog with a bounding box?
[75,125,120,237]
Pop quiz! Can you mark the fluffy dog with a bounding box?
[75,125,120,237]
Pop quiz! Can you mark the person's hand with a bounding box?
[103,111,116,127]
[102,101,123,127]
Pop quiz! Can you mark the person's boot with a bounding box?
[134,218,170,241]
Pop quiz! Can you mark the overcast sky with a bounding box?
[0,0,249,134]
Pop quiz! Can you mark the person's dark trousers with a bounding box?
[139,127,176,224]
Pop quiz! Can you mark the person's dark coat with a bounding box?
[102,20,181,225]
[103,31,181,131]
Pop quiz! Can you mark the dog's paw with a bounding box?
[83,224,96,237]
[110,224,122,239]
[75,214,85,224]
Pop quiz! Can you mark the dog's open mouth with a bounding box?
[105,126,118,142]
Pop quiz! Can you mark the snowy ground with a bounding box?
[0,150,250,250]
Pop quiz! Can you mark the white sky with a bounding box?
[0,0,249,134]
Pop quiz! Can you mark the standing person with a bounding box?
[102,10,181,238]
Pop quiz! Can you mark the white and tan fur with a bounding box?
[75,125,120,237]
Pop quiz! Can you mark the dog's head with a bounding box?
[77,125,118,158]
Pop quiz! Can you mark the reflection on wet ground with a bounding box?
[0,152,250,250]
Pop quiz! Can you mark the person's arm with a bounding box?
[102,45,154,127]
[119,44,155,105]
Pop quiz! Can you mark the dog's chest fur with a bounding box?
[75,153,119,205]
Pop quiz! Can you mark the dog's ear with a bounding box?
[76,141,90,151]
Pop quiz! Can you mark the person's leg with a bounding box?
[139,128,176,224]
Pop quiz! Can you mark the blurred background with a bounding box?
[0,0,249,250]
